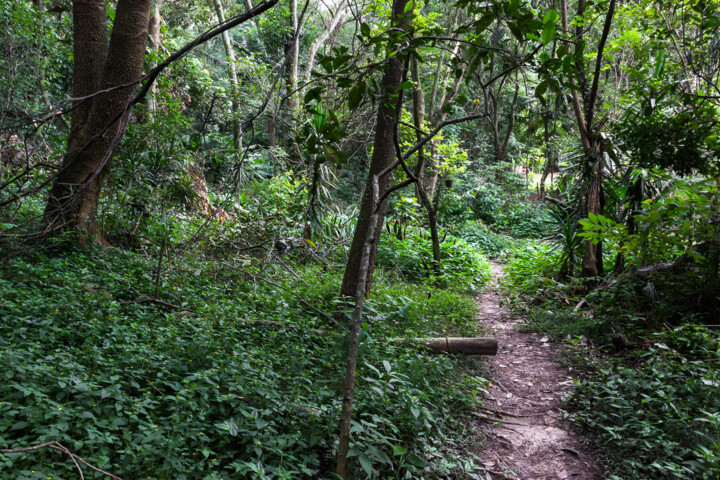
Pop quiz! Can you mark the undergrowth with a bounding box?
[501,241,720,479]
[377,227,492,293]
[0,248,488,479]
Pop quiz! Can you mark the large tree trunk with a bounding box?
[44,0,153,244]
[337,0,410,306]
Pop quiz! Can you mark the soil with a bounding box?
[471,262,604,480]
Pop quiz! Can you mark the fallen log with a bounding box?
[393,337,498,355]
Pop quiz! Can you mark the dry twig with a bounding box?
[0,441,123,480]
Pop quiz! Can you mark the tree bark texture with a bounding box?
[45,0,153,243]
[337,0,411,304]
[211,0,242,151]
[144,0,162,119]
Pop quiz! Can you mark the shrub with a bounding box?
[568,326,720,479]
[453,221,516,258]
[377,226,492,293]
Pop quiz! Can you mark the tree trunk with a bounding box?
[68,0,108,141]
[304,0,347,89]
[581,155,604,276]
[337,0,411,307]
[44,0,153,244]
[287,0,299,112]
[211,0,242,151]
[146,0,162,118]
[42,0,278,244]
[335,170,382,480]
[267,112,276,147]
[498,80,520,162]
[242,0,258,29]
[426,43,477,199]
[539,108,551,197]
[560,0,616,277]
[410,56,426,197]
[410,57,441,279]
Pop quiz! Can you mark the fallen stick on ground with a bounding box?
[0,441,123,479]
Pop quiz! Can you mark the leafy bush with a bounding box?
[493,201,552,238]
[470,182,505,224]
[501,240,559,300]
[502,238,720,480]
[568,326,720,479]
[377,226,492,292]
[453,221,516,258]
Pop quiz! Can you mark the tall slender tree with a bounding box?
[336,0,412,304]
[211,0,243,151]
[559,0,617,276]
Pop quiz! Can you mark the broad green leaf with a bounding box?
[398,81,414,91]
[543,9,559,24]
[304,87,323,105]
[541,21,555,45]
[360,22,371,37]
[382,360,391,373]
[358,452,373,477]
[406,453,426,468]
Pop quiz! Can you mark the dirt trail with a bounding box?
[472,262,603,480]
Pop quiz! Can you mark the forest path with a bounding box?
[471,262,603,480]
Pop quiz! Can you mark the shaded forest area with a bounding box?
[0,0,719,478]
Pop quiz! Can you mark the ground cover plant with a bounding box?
[1,0,719,477]
[0,247,488,479]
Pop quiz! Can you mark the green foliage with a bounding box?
[501,241,559,299]
[580,171,720,270]
[568,326,720,479]
[453,221,516,258]
[545,202,583,276]
[467,179,551,238]
[493,201,551,238]
[502,234,720,479]
[377,226,492,292]
[0,249,486,479]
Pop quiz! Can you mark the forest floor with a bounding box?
[471,262,604,480]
